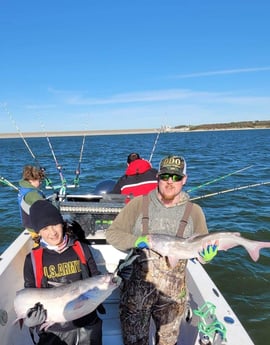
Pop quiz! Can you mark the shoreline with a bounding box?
[0,128,158,139]
[0,126,269,139]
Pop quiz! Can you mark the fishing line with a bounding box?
[187,165,254,193]
[149,128,161,163]
[190,181,270,201]
[39,120,67,195]
[4,105,39,164]
[74,134,86,187]
[3,105,54,190]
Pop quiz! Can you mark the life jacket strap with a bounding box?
[176,201,193,237]
[31,240,87,288]
[141,195,193,237]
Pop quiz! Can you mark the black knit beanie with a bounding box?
[30,200,64,233]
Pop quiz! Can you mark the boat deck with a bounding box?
[0,229,255,345]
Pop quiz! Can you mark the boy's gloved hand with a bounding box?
[135,236,149,249]
[199,243,218,263]
[24,302,47,328]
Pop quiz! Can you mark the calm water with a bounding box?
[1,129,270,344]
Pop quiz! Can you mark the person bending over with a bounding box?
[111,152,158,200]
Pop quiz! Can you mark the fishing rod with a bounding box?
[187,165,254,193]
[190,181,270,201]
[40,121,67,195]
[4,106,54,190]
[6,106,39,165]
[149,128,161,163]
[0,176,19,191]
[74,134,86,187]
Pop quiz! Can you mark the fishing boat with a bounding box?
[0,190,255,345]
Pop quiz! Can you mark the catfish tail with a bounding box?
[244,240,270,262]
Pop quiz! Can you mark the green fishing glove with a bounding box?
[199,244,218,262]
[135,236,149,249]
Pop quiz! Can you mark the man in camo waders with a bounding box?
[106,155,218,345]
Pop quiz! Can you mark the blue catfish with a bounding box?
[148,232,270,267]
[14,274,121,330]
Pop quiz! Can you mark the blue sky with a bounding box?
[1,0,270,133]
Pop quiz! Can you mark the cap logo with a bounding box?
[159,155,186,176]
[162,157,183,168]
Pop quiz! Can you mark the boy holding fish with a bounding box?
[22,200,103,345]
[106,155,218,345]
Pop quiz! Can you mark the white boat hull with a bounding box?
[0,229,255,345]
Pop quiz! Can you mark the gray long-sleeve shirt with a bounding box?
[106,189,208,252]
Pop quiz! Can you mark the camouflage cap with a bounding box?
[158,155,186,176]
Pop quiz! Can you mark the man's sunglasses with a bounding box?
[159,174,183,182]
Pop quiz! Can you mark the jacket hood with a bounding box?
[125,159,152,176]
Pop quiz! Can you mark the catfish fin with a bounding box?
[166,256,180,268]
[40,321,55,331]
[13,317,24,329]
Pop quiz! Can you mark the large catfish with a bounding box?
[14,274,121,330]
[148,232,270,267]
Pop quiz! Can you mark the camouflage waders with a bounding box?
[119,249,188,345]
